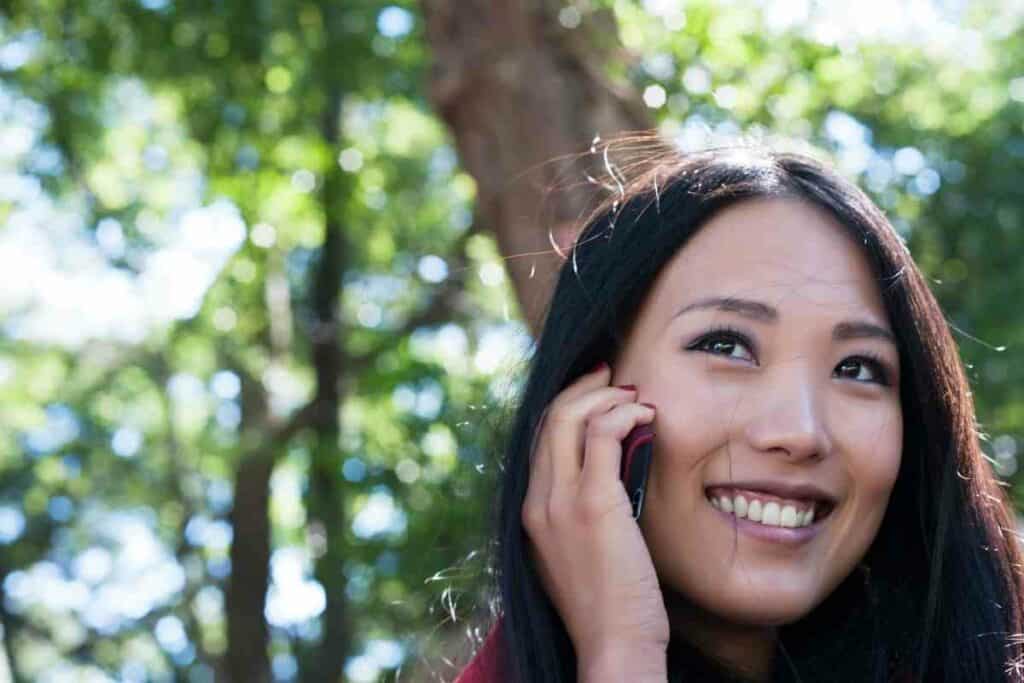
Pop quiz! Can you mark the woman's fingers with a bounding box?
[546,385,639,486]
[578,401,656,504]
[519,373,670,660]
[525,363,627,503]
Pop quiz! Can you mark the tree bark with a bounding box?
[226,378,315,683]
[298,84,352,683]
[226,452,274,683]
[0,569,25,683]
[421,0,651,334]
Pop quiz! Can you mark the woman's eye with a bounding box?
[835,357,889,386]
[691,332,756,363]
[689,332,892,386]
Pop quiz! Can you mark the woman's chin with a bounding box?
[664,579,821,629]
[714,581,828,626]
[710,600,813,628]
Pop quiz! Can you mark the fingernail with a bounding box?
[592,361,609,373]
[640,402,656,409]
[617,384,637,391]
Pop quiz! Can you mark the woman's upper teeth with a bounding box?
[706,487,820,528]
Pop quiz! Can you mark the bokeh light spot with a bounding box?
[250,223,277,248]
[0,506,26,544]
[558,7,581,29]
[417,254,448,283]
[377,7,414,38]
[643,84,668,109]
[266,66,293,94]
[339,148,364,172]
[112,426,144,457]
[291,169,316,193]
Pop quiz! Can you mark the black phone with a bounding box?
[620,424,655,520]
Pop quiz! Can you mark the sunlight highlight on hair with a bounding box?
[946,317,1008,352]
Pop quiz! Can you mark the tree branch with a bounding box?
[421,0,650,334]
[348,221,480,376]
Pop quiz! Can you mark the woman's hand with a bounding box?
[521,362,669,681]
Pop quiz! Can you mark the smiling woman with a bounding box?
[454,140,1024,682]
[612,197,906,678]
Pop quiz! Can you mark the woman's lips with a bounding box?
[705,489,833,546]
[706,486,834,527]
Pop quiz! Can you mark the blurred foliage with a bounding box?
[0,0,1021,681]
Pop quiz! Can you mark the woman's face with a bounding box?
[613,197,903,627]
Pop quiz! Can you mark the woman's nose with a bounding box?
[742,363,832,462]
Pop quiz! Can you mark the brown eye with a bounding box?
[690,329,756,363]
[835,356,890,386]
[707,339,745,358]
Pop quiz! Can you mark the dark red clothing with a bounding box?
[454,617,506,683]
[454,616,915,682]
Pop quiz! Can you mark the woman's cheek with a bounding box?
[832,399,903,489]
[643,364,740,465]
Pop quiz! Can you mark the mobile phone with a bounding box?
[620,424,655,520]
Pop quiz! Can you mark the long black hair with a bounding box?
[479,137,1024,682]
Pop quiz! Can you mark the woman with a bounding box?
[454,140,1024,682]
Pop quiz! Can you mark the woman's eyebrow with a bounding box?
[673,296,897,346]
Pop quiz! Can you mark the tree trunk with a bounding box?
[297,84,352,683]
[0,569,25,683]
[421,0,651,334]
[225,346,316,683]
[226,454,274,683]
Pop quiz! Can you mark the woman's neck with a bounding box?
[664,588,778,682]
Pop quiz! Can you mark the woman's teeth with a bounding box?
[709,493,817,528]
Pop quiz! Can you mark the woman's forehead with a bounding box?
[646,197,889,324]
